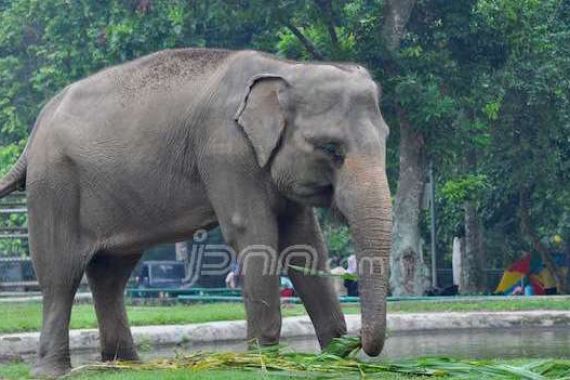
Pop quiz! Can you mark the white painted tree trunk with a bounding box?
[452,237,464,286]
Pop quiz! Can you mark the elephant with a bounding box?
[0,48,392,378]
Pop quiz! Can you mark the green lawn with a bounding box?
[0,362,421,379]
[387,296,570,313]
[0,302,324,334]
[0,362,296,380]
[0,297,569,334]
[0,363,294,380]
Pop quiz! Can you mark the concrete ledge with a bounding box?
[387,310,570,330]
[2,311,569,358]
[0,293,93,304]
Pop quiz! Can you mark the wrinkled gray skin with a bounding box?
[0,49,392,378]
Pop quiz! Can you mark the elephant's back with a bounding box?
[57,48,234,111]
[94,48,234,97]
[30,49,235,148]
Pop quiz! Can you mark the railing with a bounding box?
[125,287,243,299]
[0,257,37,290]
[0,193,33,289]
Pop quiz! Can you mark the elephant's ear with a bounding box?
[235,74,289,168]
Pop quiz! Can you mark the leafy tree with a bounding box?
[1,0,569,295]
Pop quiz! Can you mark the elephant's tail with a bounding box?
[0,153,27,198]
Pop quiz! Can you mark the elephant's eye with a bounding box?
[316,142,345,163]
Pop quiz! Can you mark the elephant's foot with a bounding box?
[101,346,140,362]
[316,322,348,349]
[247,337,280,351]
[31,360,71,379]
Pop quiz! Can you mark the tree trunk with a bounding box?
[380,0,423,297]
[452,237,464,286]
[389,108,429,296]
[461,201,486,293]
[460,148,486,294]
[381,0,416,52]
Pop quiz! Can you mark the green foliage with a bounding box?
[473,0,570,261]
[321,223,352,258]
[399,0,570,268]
[0,361,29,380]
[323,335,362,358]
[0,140,24,176]
[317,209,353,259]
[441,175,491,204]
[0,0,568,273]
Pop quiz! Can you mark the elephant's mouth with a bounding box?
[300,183,334,196]
[293,184,334,206]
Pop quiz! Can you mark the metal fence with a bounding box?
[0,192,34,290]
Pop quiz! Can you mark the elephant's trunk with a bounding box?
[335,156,392,356]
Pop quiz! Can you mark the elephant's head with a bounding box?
[236,64,392,356]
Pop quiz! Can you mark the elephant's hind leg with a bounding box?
[28,185,93,377]
[86,253,142,362]
[31,257,86,378]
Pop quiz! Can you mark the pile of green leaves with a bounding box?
[68,338,570,379]
[69,354,570,379]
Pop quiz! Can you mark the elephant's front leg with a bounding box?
[239,237,282,346]
[222,217,281,346]
[279,205,347,348]
[214,195,282,346]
